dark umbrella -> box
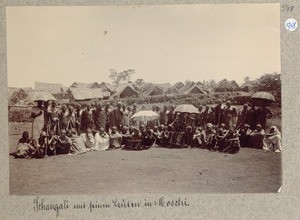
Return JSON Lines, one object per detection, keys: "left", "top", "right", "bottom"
{"left": 251, "top": 92, "right": 275, "bottom": 106}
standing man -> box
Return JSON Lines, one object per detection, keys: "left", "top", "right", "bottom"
{"left": 108, "top": 102, "right": 124, "bottom": 132}
{"left": 237, "top": 103, "right": 249, "bottom": 129}
{"left": 223, "top": 101, "right": 237, "bottom": 130}
{"left": 160, "top": 106, "right": 168, "bottom": 126}
{"left": 214, "top": 100, "right": 223, "bottom": 127}
{"left": 167, "top": 105, "right": 176, "bottom": 125}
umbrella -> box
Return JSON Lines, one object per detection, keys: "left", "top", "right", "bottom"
{"left": 174, "top": 104, "right": 199, "bottom": 114}
{"left": 251, "top": 92, "right": 275, "bottom": 103}
{"left": 29, "top": 91, "right": 56, "bottom": 102}
{"left": 130, "top": 110, "right": 159, "bottom": 123}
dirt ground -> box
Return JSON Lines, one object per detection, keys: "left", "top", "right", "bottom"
{"left": 9, "top": 129, "right": 282, "bottom": 195}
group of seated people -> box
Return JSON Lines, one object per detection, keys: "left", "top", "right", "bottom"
{"left": 11, "top": 119, "right": 282, "bottom": 159}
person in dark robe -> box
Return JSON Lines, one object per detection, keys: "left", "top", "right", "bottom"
{"left": 167, "top": 105, "right": 176, "bottom": 125}
{"left": 81, "top": 104, "right": 94, "bottom": 133}
{"left": 256, "top": 106, "right": 273, "bottom": 130}
{"left": 214, "top": 101, "right": 223, "bottom": 126}
{"left": 248, "top": 124, "right": 265, "bottom": 149}
{"left": 195, "top": 106, "right": 203, "bottom": 127}
{"left": 75, "top": 104, "right": 82, "bottom": 135}
{"left": 238, "top": 124, "right": 252, "bottom": 148}
{"left": 141, "top": 125, "right": 155, "bottom": 148}
{"left": 159, "top": 106, "right": 168, "bottom": 125}
{"left": 237, "top": 103, "right": 250, "bottom": 129}
{"left": 223, "top": 129, "right": 240, "bottom": 154}
{"left": 215, "top": 127, "right": 226, "bottom": 151}
{"left": 108, "top": 102, "right": 124, "bottom": 132}
{"left": 161, "top": 125, "right": 170, "bottom": 146}
{"left": 126, "top": 127, "right": 142, "bottom": 150}
{"left": 185, "top": 126, "right": 193, "bottom": 147}
{"left": 201, "top": 106, "right": 211, "bottom": 129}
{"left": 104, "top": 102, "right": 111, "bottom": 133}
{"left": 94, "top": 103, "right": 105, "bottom": 131}
{"left": 247, "top": 104, "right": 260, "bottom": 130}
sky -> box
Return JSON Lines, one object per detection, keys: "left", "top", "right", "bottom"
{"left": 6, "top": 4, "right": 280, "bottom": 88}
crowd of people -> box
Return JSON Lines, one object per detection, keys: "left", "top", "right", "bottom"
{"left": 10, "top": 99, "right": 282, "bottom": 159}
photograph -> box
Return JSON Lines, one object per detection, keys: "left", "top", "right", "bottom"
{"left": 6, "top": 4, "right": 282, "bottom": 195}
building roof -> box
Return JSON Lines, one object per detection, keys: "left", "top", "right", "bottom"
{"left": 143, "top": 86, "right": 164, "bottom": 96}
{"left": 214, "top": 79, "right": 235, "bottom": 90}
{"left": 69, "top": 88, "right": 104, "bottom": 100}
{"left": 35, "top": 82, "right": 64, "bottom": 94}
{"left": 112, "top": 83, "right": 139, "bottom": 99}
{"left": 69, "top": 82, "right": 100, "bottom": 89}
{"left": 229, "top": 80, "right": 240, "bottom": 89}
{"left": 179, "top": 81, "right": 196, "bottom": 93}
{"left": 240, "top": 81, "right": 253, "bottom": 88}
{"left": 183, "top": 85, "right": 207, "bottom": 95}
{"left": 99, "top": 82, "right": 112, "bottom": 93}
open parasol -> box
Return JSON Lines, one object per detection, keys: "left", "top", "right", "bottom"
{"left": 130, "top": 110, "right": 159, "bottom": 123}
{"left": 174, "top": 104, "right": 199, "bottom": 114}
{"left": 251, "top": 92, "right": 275, "bottom": 106}
{"left": 29, "top": 91, "right": 56, "bottom": 102}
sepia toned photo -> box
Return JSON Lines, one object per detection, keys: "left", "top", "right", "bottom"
{"left": 7, "top": 4, "right": 282, "bottom": 195}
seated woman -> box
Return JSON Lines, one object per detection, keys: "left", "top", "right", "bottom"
{"left": 238, "top": 124, "right": 252, "bottom": 148}
{"left": 223, "top": 129, "right": 240, "bottom": 154}
{"left": 31, "top": 131, "right": 47, "bottom": 158}
{"left": 109, "top": 126, "right": 122, "bottom": 149}
{"left": 125, "top": 127, "right": 143, "bottom": 150}
{"left": 161, "top": 125, "right": 170, "bottom": 147}
{"left": 248, "top": 124, "right": 265, "bottom": 149}
{"left": 169, "top": 113, "right": 186, "bottom": 148}
{"left": 141, "top": 125, "right": 155, "bottom": 149}
{"left": 48, "top": 130, "right": 59, "bottom": 156}
{"left": 11, "top": 131, "right": 35, "bottom": 158}
{"left": 215, "top": 127, "right": 226, "bottom": 151}
{"left": 185, "top": 126, "right": 193, "bottom": 148}
{"left": 81, "top": 128, "right": 95, "bottom": 149}
{"left": 263, "top": 126, "right": 282, "bottom": 153}
{"left": 151, "top": 126, "right": 159, "bottom": 146}
{"left": 56, "top": 129, "right": 76, "bottom": 154}
{"left": 191, "top": 128, "right": 205, "bottom": 148}
{"left": 94, "top": 127, "right": 110, "bottom": 151}
{"left": 204, "top": 123, "right": 216, "bottom": 151}
{"left": 121, "top": 126, "right": 131, "bottom": 147}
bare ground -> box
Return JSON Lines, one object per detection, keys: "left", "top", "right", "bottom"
{"left": 9, "top": 134, "right": 282, "bottom": 195}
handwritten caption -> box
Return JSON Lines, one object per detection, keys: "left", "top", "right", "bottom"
{"left": 33, "top": 196, "right": 190, "bottom": 217}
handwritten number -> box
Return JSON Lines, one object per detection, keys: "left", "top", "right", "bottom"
{"left": 282, "top": 5, "right": 294, "bottom": 12}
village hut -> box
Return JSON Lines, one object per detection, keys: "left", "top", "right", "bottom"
{"left": 240, "top": 81, "right": 254, "bottom": 92}
{"left": 183, "top": 85, "right": 207, "bottom": 95}
{"left": 143, "top": 86, "right": 164, "bottom": 96}
{"left": 111, "top": 83, "right": 139, "bottom": 99}
{"left": 214, "top": 79, "right": 236, "bottom": 92}
{"left": 35, "top": 82, "right": 64, "bottom": 94}
{"left": 68, "top": 88, "right": 104, "bottom": 102}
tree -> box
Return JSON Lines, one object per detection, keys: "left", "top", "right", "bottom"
{"left": 109, "top": 69, "right": 135, "bottom": 86}
{"left": 135, "top": 78, "right": 145, "bottom": 86}
{"left": 244, "top": 76, "right": 250, "bottom": 82}
{"left": 253, "top": 72, "right": 281, "bottom": 92}
{"left": 208, "top": 79, "right": 216, "bottom": 89}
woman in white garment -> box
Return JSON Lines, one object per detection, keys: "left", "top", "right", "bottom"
{"left": 93, "top": 127, "right": 110, "bottom": 151}
{"left": 263, "top": 126, "right": 282, "bottom": 153}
